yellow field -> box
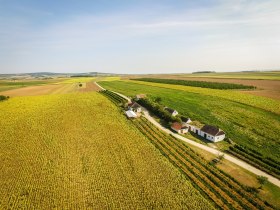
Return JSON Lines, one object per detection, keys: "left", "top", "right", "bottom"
{"left": 0, "top": 83, "right": 80, "bottom": 97}
{"left": 57, "top": 77, "right": 96, "bottom": 84}
{"left": 0, "top": 92, "right": 213, "bottom": 209}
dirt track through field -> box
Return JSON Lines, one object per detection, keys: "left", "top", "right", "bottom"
{"left": 79, "top": 82, "right": 102, "bottom": 92}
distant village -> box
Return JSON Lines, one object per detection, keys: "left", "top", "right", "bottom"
{"left": 125, "top": 94, "right": 225, "bottom": 143}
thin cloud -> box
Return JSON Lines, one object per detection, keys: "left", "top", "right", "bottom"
{"left": 0, "top": 0, "right": 279, "bottom": 74}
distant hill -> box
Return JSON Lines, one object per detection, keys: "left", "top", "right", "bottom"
{"left": 0, "top": 72, "right": 120, "bottom": 78}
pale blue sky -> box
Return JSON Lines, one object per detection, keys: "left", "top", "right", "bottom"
{"left": 0, "top": 0, "right": 280, "bottom": 74}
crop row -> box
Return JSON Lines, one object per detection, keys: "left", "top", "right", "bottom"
{"left": 230, "top": 145, "right": 280, "bottom": 170}
{"left": 133, "top": 117, "right": 273, "bottom": 210}
{"left": 133, "top": 121, "right": 230, "bottom": 209}
{"left": 227, "top": 148, "right": 280, "bottom": 180}
{"left": 100, "top": 90, "right": 126, "bottom": 105}
{"left": 132, "top": 78, "right": 256, "bottom": 90}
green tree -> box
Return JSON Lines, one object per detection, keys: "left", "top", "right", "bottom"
{"left": 257, "top": 176, "right": 268, "bottom": 186}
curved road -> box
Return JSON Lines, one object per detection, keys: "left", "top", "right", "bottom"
{"left": 97, "top": 82, "right": 280, "bottom": 188}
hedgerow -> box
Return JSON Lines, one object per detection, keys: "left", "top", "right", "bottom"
{"left": 133, "top": 78, "right": 256, "bottom": 90}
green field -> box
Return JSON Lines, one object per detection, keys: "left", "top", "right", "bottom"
{"left": 99, "top": 80, "right": 280, "bottom": 163}
{"left": 0, "top": 92, "right": 213, "bottom": 209}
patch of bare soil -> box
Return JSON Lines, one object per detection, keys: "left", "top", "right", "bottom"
{"left": 79, "top": 82, "right": 102, "bottom": 92}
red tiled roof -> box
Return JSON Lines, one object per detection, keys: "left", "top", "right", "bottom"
{"left": 171, "top": 122, "right": 185, "bottom": 130}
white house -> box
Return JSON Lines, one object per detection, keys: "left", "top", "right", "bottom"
{"left": 171, "top": 122, "right": 188, "bottom": 134}
{"left": 164, "top": 107, "right": 178, "bottom": 116}
{"left": 125, "top": 110, "right": 137, "bottom": 118}
{"left": 181, "top": 116, "right": 192, "bottom": 126}
{"left": 128, "top": 102, "right": 142, "bottom": 113}
{"left": 199, "top": 125, "right": 225, "bottom": 142}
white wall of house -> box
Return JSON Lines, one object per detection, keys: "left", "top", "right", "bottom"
{"left": 199, "top": 131, "right": 225, "bottom": 142}
{"left": 171, "top": 127, "right": 188, "bottom": 134}
{"left": 187, "top": 125, "right": 225, "bottom": 142}
{"left": 214, "top": 134, "right": 225, "bottom": 142}
{"left": 172, "top": 111, "right": 178, "bottom": 116}
{"left": 188, "top": 125, "right": 201, "bottom": 134}
{"left": 180, "top": 128, "right": 188, "bottom": 134}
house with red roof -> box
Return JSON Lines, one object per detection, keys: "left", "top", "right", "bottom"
{"left": 171, "top": 122, "right": 188, "bottom": 134}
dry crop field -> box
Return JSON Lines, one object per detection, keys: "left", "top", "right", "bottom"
{"left": 0, "top": 92, "right": 213, "bottom": 209}
{"left": 0, "top": 83, "right": 78, "bottom": 96}
{"left": 0, "top": 77, "right": 99, "bottom": 97}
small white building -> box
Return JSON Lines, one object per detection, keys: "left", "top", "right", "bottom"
{"left": 125, "top": 110, "right": 137, "bottom": 118}
{"left": 164, "top": 107, "right": 178, "bottom": 116}
{"left": 128, "top": 102, "right": 142, "bottom": 113}
{"left": 199, "top": 125, "right": 225, "bottom": 142}
{"left": 171, "top": 122, "right": 188, "bottom": 134}
{"left": 181, "top": 116, "right": 192, "bottom": 126}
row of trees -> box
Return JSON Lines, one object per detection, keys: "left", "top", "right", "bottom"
{"left": 133, "top": 78, "right": 256, "bottom": 90}
{"left": 137, "top": 98, "right": 182, "bottom": 123}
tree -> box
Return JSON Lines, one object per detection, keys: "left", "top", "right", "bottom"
{"left": 257, "top": 176, "right": 268, "bottom": 186}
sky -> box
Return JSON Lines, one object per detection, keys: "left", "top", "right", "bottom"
{"left": 0, "top": 0, "right": 280, "bottom": 74}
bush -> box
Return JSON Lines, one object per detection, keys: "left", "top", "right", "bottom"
{"left": 245, "top": 186, "right": 259, "bottom": 194}
{"left": 0, "top": 95, "right": 9, "bottom": 101}
{"left": 138, "top": 98, "right": 180, "bottom": 123}
{"left": 257, "top": 176, "right": 268, "bottom": 186}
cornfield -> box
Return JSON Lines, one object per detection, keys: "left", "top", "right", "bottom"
{"left": 0, "top": 92, "right": 214, "bottom": 209}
